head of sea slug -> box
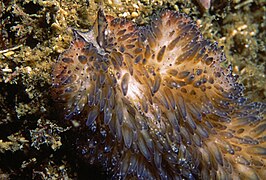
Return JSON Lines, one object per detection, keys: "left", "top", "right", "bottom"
{"left": 52, "top": 9, "right": 266, "bottom": 179}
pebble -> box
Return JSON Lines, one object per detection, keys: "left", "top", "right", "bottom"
{"left": 131, "top": 12, "right": 139, "bottom": 18}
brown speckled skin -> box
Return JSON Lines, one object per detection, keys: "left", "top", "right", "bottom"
{"left": 52, "top": 10, "right": 266, "bottom": 179}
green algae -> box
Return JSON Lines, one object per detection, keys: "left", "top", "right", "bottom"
{"left": 0, "top": 0, "right": 265, "bottom": 178}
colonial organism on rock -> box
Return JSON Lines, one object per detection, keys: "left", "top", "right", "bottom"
{"left": 52, "top": 9, "right": 266, "bottom": 179}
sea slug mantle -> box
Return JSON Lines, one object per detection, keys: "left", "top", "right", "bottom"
{"left": 52, "top": 9, "right": 266, "bottom": 179}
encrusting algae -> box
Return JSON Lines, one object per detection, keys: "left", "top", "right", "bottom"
{"left": 52, "top": 9, "right": 266, "bottom": 179}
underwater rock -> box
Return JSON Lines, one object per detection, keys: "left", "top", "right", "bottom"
{"left": 52, "top": 9, "right": 266, "bottom": 179}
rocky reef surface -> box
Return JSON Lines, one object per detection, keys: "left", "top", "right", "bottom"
{"left": 0, "top": 0, "right": 265, "bottom": 179}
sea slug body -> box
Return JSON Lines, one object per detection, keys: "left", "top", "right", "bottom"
{"left": 52, "top": 9, "right": 266, "bottom": 179}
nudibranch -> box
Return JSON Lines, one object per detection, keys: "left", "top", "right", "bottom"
{"left": 52, "top": 9, "right": 266, "bottom": 179}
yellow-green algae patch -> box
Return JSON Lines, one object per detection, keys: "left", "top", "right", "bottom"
{"left": 0, "top": 0, "right": 265, "bottom": 178}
